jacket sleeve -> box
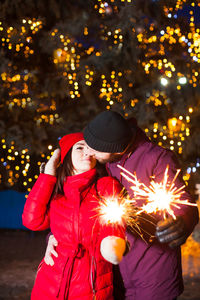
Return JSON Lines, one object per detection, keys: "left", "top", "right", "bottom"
{"left": 22, "top": 173, "right": 57, "bottom": 231}
{"left": 153, "top": 149, "right": 199, "bottom": 235}
{"left": 96, "top": 176, "right": 126, "bottom": 240}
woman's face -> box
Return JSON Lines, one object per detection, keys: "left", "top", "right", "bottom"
{"left": 71, "top": 140, "right": 96, "bottom": 175}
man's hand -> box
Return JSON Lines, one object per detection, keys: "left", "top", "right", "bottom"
{"left": 155, "top": 216, "right": 188, "bottom": 248}
{"left": 44, "top": 149, "right": 61, "bottom": 176}
{"left": 44, "top": 235, "right": 58, "bottom": 266}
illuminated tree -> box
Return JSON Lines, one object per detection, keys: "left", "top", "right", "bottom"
{"left": 0, "top": 0, "right": 200, "bottom": 191}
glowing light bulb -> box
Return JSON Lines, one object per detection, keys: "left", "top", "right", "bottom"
{"left": 160, "top": 78, "right": 168, "bottom": 86}
{"left": 178, "top": 77, "right": 187, "bottom": 85}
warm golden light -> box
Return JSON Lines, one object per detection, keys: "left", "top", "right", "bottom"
{"left": 98, "top": 197, "right": 126, "bottom": 225}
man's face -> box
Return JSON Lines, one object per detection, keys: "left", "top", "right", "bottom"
{"left": 85, "top": 144, "right": 123, "bottom": 164}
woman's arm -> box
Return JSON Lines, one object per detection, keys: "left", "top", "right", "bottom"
{"left": 22, "top": 149, "right": 60, "bottom": 231}
{"left": 22, "top": 173, "right": 56, "bottom": 230}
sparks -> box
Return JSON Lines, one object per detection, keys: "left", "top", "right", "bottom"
{"left": 118, "top": 165, "right": 197, "bottom": 219}
{"left": 98, "top": 196, "right": 127, "bottom": 225}
{"left": 97, "top": 187, "right": 134, "bottom": 226}
{"left": 96, "top": 190, "right": 156, "bottom": 242}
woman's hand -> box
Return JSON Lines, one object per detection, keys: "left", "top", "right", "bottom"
{"left": 44, "top": 234, "right": 58, "bottom": 266}
{"left": 44, "top": 149, "right": 61, "bottom": 176}
{"left": 100, "top": 236, "right": 126, "bottom": 265}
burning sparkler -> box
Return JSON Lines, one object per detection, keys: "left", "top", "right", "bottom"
{"left": 96, "top": 189, "right": 156, "bottom": 241}
{"left": 97, "top": 196, "right": 126, "bottom": 225}
{"left": 118, "top": 164, "right": 197, "bottom": 220}
{"left": 95, "top": 165, "right": 197, "bottom": 243}
{"left": 97, "top": 192, "right": 134, "bottom": 225}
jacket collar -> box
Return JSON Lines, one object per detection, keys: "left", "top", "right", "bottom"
{"left": 63, "top": 168, "right": 97, "bottom": 195}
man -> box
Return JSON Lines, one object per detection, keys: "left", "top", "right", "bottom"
{"left": 45, "top": 111, "right": 199, "bottom": 300}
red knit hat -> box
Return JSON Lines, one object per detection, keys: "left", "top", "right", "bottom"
{"left": 59, "top": 132, "right": 84, "bottom": 163}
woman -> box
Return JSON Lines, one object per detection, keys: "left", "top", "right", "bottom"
{"left": 22, "top": 132, "right": 126, "bottom": 300}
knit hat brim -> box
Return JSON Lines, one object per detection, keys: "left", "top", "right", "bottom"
{"left": 84, "top": 125, "right": 131, "bottom": 153}
{"left": 83, "top": 111, "right": 135, "bottom": 153}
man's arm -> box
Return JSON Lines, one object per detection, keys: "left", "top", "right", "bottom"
{"left": 154, "top": 150, "right": 199, "bottom": 248}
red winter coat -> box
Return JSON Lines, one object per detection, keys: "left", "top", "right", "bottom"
{"left": 22, "top": 168, "right": 125, "bottom": 300}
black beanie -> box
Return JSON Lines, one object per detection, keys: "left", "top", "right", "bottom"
{"left": 83, "top": 111, "right": 135, "bottom": 153}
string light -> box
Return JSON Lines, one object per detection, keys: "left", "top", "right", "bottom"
{"left": 1, "top": 2, "right": 200, "bottom": 192}
{"left": 99, "top": 71, "right": 123, "bottom": 108}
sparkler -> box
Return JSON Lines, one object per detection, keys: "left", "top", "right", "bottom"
{"left": 95, "top": 165, "right": 197, "bottom": 244}
{"left": 97, "top": 191, "right": 134, "bottom": 225}
{"left": 97, "top": 195, "right": 126, "bottom": 225}
{"left": 96, "top": 188, "right": 156, "bottom": 242}
{"left": 118, "top": 164, "right": 197, "bottom": 220}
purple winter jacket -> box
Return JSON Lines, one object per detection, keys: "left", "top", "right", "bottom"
{"left": 107, "top": 122, "right": 199, "bottom": 300}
